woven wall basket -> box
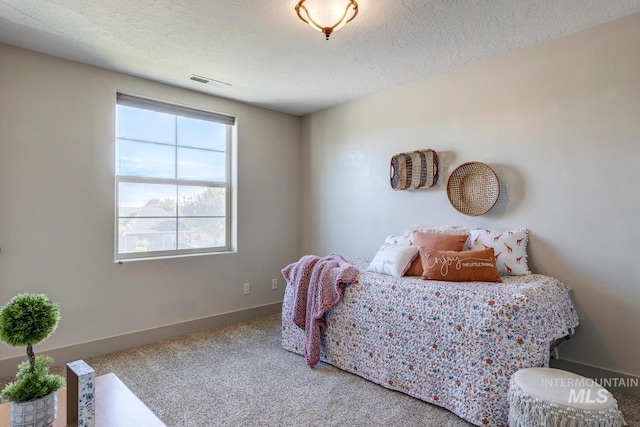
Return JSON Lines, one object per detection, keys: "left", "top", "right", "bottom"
{"left": 447, "top": 162, "right": 500, "bottom": 216}
{"left": 390, "top": 149, "right": 438, "bottom": 190}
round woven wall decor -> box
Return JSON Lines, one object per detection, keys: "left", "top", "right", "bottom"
{"left": 447, "top": 162, "right": 500, "bottom": 216}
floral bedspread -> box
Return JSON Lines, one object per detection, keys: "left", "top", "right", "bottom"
{"left": 281, "top": 256, "right": 579, "bottom": 427}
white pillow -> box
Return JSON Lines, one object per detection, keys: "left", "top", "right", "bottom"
{"left": 468, "top": 228, "right": 530, "bottom": 276}
{"left": 404, "top": 224, "right": 468, "bottom": 236}
{"left": 384, "top": 234, "right": 413, "bottom": 246}
{"left": 367, "top": 244, "right": 419, "bottom": 278}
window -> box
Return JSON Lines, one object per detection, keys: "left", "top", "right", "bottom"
{"left": 115, "top": 94, "right": 234, "bottom": 261}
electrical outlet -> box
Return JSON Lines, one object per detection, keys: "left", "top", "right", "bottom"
{"left": 243, "top": 283, "right": 250, "bottom": 295}
{"left": 271, "top": 278, "right": 278, "bottom": 290}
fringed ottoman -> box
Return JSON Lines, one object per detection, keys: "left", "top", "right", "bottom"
{"left": 508, "top": 367, "right": 625, "bottom": 426}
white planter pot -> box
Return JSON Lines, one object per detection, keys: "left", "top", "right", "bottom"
{"left": 9, "top": 391, "right": 57, "bottom": 427}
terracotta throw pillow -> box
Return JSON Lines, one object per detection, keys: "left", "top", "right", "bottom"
{"left": 419, "top": 247, "right": 502, "bottom": 282}
{"left": 404, "top": 231, "right": 469, "bottom": 276}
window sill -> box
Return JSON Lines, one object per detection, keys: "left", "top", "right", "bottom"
{"left": 115, "top": 250, "right": 237, "bottom": 264}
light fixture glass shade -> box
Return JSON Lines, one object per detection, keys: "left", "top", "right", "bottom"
{"left": 295, "top": 0, "right": 358, "bottom": 40}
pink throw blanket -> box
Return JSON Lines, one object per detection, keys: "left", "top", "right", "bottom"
{"left": 281, "top": 254, "right": 359, "bottom": 367}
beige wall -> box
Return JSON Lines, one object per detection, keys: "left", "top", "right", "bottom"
{"left": 1, "top": 13, "right": 638, "bottom": 378}
{"left": 301, "top": 14, "right": 640, "bottom": 376}
{"left": 0, "top": 44, "right": 301, "bottom": 360}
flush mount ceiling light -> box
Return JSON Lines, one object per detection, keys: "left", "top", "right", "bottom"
{"left": 295, "top": 0, "right": 358, "bottom": 40}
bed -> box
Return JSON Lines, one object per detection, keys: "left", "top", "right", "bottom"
{"left": 281, "top": 253, "right": 579, "bottom": 427}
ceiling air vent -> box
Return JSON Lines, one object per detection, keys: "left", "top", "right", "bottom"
{"left": 188, "top": 74, "right": 231, "bottom": 88}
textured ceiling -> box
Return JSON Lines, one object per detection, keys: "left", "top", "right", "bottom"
{"left": 1, "top": 0, "right": 639, "bottom": 116}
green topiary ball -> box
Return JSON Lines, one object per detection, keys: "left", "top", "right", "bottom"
{"left": 0, "top": 293, "right": 60, "bottom": 347}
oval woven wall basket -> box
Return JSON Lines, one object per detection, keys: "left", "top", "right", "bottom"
{"left": 390, "top": 149, "right": 438, "bottom": 190}
{"left": 447, "top": 162, "right": 500, "bottom": 216}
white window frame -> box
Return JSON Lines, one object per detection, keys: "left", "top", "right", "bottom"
{"left": 115, "top": 93, "right": 235, "bottom": 261}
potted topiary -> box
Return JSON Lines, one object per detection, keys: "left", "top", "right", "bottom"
{"left": 0, "top": 293, "right": 66, "bottom": 427}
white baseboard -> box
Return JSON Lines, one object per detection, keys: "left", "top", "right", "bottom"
{"left": 0, "top": 302, "right": 281, "bottom": 379}
{"left": 550, "top": 358, "right": 640, "bottom": 398}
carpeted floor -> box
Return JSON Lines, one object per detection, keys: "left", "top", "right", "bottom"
{"left": 2, "top": 314, "right": 639, "bottom": 426}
